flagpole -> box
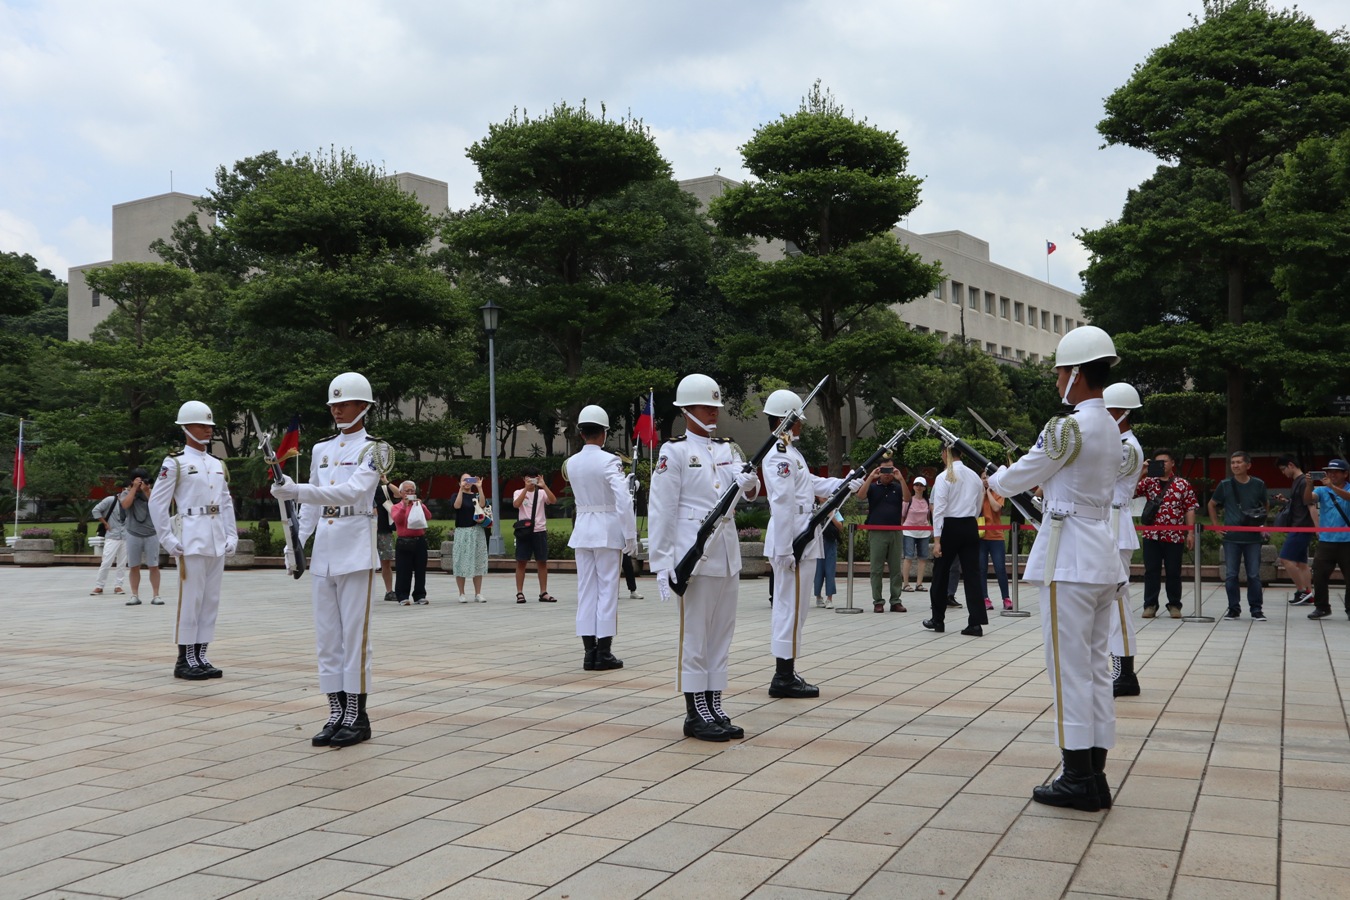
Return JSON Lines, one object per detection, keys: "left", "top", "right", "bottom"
{"left": 1046, "top": 240, "right": 1050, "bottom": 283}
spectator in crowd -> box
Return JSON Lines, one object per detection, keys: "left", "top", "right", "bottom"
{"left": 513, "top": 466, "right": 558, "bottom": 603}
{"left": 980, "top": 488, "right": 1012, "bottom": 611}
{"left": 1274, "top": 455, "right": 1317, "bottom": 605}
{"left": 1303, "top": 459, "right": 1350, "bottom": 620}
{"left": 900, "top": 476, "right": 931, "bottom": 593}
{"left": 926, "top": 444, "right": 988, "bottom": 636}
{"left": 120, "top": 467, "right": 163, "bottom": 606}
{"left": 390, "top": 480, "right": 431, "bottom": 606}
{"left": 1208, "top": 450, "right": 1268, "bottom": 621}
{"left": 90, "top": 481, "right": 129, "bottom": 596}
{"left": 856, "top": 463, "right": 910, "bottom": 612}
{"left": 813, "top": 498, "right": 845, "bottom": 609}
{"left": 1134, "top": 450, "right": 1197, "bottom": 618}
{"left": 376, "top": 476, "right": 398, "bottom": 602}
{"left": 452, "top": 475, "right": 489, "bottom": 603}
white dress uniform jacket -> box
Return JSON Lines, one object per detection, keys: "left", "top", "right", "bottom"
{"left": 762, "top": 440, "right": 846, "bottom": 562}
{"left": 149, "top": 445, "right": 237, "bottom": 557}
{"left": 296, "top": 429, "right": 383, "bottom": 576}
{"left": 566, "top": 445, "right": 637, "bottom": 551}
{"left": 1113, "top": 430, "right": 1144, "bottom": 552}
{"left": 648, "top": 433, "right": 756, "bottom": 577}
{"left": 989, "top": 399, "right": 1125, "bottom": 586}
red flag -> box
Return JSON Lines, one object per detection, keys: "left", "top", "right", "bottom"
{"left": 1046, "top": 241, "right": 1057, "bottom": 255}
{"left": 12, "top": 442, "right": 24, "bottom": 491}
{"left": 275, "top": 416, "right": 301, "bottom": 463}
{"left": 632, "top": 393, "right": 657, "bottom": 448}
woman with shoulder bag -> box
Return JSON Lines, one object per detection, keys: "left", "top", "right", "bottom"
{"left": 452, "top": 475, "right": 489, "bottom": 603}
{"left": 390, "top": 480, "right": 431, "bottom": 606}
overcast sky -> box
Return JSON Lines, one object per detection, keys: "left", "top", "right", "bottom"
{"left": 3, "top": 0, "right": 1347, "bottom": 294}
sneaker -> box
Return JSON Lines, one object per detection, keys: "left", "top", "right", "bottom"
{"left": 1290, "top": 591, "right": 1313, "bottom": 606}
{"left": 384, "top": 591, "right": 398, "bottom": 602}
{"left": 150, "top": 596, "right": 164, "bottom": 606}
{"left": 126, "top": 596, "right": 142, "bottom": 606}
{"left": 629, "top": 591, "right": 644, "bottom": 600}
{"left": 1308, "top": 607, "right": 1332, "bottom": 619}
{"left": 1168, "top": 606, "right": 1183, "bottom": 619}
{"left": 984, "top": 597, "right": 993, "bottom": 610}
{"left": 814, "top": 596, "right": 824, "bottom": 608}
{"left": 1224, "top": 609, "right": 1241, "bottom": 620}
{"left": 824, "top": 597, "right": 834, "bottom": 608}
{"left": 400, "top": 598, "right": 411, "bottom": 606}
{"left": 475, "top": 594, "right": 486, "bottom": 603}
{"left": 1251, "top": 611, "right": 1266, "bottom": 622}
{"left": 1142, "top": 606, "right": 1157, "bottom": 618}
{"left": 1003, "top": 597, "right": 1013, "bottom": 611}
{"left": 414, "top": 599, "right": 429, "bottom": 606}
{"left": 458, "top": 594, "right": 468, "bottom": 604}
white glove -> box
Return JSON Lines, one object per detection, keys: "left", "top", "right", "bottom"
{"left": 772, "top": 554, "right": 796, "bottom": 571}
{"left": 736, "top": 469, "right": 760, "bottom": 493}
{"left": 224, "top": 540, "right": 238, "bottom": 556}
{"left": 165, "top": 542, "right": 184, "bottom": 558}
{"left": 271, "top": 476, "right": 300, "bottom": 501}
{"left": 623, "top": 537, "right": 640, "bottom": 558}
{"left": 284, "top": 545, "right": 296, "bottom": 572}
{"left": 845, "top": 476, "right": 864, "bottom": 494}
{"left": 655, "top": 569, "right": 674, "bottom": 603}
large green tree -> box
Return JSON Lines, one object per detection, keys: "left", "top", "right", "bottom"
{"left": 710, "top": 82, "right": 944, "bottom": 469}
{"left": 1093, "top": 0, "right": 1350, "bottom": 451}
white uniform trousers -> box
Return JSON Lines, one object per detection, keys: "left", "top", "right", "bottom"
{"left": 1109, "top": 549, "right": 1138, "bottom": 658}
{"left": 678, "top": 574, "right": 738, "bottom": 693}
{"left": 770, "top": 557, "right": 811, "bottom": 660}
{"left": 575, "top": 547, "right": 621, "bottom": 638}
{"left": 174, "top": 554, "right": 224, "bottom": 645}
{"left": 312, "top": 570, "right": 375, "bottom": 695}
{"left": 1040, "top": 580, "right": 1117, "bottom": 750}
{"left": 95, "top": 538, "right": 127, "bottom": 590}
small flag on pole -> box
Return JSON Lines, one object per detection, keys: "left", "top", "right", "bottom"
{"left": 275, "top": 416, "right": 301, "bottom": 463}
{"left": 12, "top": 439, "right": 24, "bottom": 491}
{"left": 1046, "top": 241, "right": 1057, "bottom": 255}
{"left": 633, "top": 391, "right": 657, "bottom": 448}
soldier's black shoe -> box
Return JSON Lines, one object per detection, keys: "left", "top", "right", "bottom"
{"left": 312, "top": 692, "right": 346, "bottom": 746}
{"left": 960, "top": 625, "right": 983, "bottom": 637}
{"left": 175, "top": 664, "right": 210, "bottom": 680}
{"left": 769, "top": 672, "right": 819, "bottom": 698}
{"left": 683, "top": 692, "right": 730, "bottom": 742}
{"left": 582, "top": 636, "right": 597, "bottom": 671}
{"left": 704, "top": 691, "right": 743, "bottom": 739}
{"left": 195, "top": 644, "right": 222, "bottom": 678}
{"left": 330, "top": 694, "right": 372, "bottom": 748}
{"left": 1032, "top": 749, "right": 1102, "bottom": 812}
{"left": 1091, "top": 747, "right": 1112, "bottom": 810}
{"left": 1113, "top": 673, "right": 1141, "bottom": 697}
{"left": 593, "top": 636, "right": 623, "bottom": 670}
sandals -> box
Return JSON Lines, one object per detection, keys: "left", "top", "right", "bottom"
{"left": 538, "top": 593, "right": 557, "bottom": 603}
{"left": 90, "top": 588, "right": 103, "bottom": 595}
{"left": 516, "top": 592, "right": 527, "bottom": 604}
{"left": 901, "top": 584, "right": 914, "bottom": 592}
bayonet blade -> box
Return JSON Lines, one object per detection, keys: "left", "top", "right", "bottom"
{"left": 797, "top": 374, "right": 830, "bottom": 416}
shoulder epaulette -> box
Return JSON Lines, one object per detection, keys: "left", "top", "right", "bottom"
{"left": 1041, "top": 414, "right": 1082, "bottom": 464}
{"left": 560, "top": 458, "right": 571, "bottom": 483}
{"left": 668, "top": 435, "right": 688, "bottom": 443}
{"left": 775, "top": 440, "right": 787, "bottom": 452}
{"left": 712, "top": 436, "right": 731, "bottom": 443}
{"left": 168, "top": 449, "right": 186, "bottom": 458}
{"left": 363, "top": 434, "right": 383, "bottom": 442}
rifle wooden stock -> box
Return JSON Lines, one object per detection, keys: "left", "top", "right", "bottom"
{"left": 251, "top": 415, "right": 307, "bottom": 579}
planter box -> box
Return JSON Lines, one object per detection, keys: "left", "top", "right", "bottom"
{"left": 226, "top": 539, "right": 255, "bottom": 569}
{"left": 739, "top": 541, "right": 769, "bottom": 579}
{"left": 13, "top": 538, "right": 56, "bottom": 567}
{"left": 440, "top": 540, "right": 455, "bottom": 572}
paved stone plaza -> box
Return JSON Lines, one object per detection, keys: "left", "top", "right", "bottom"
{"left": 0, "top": 564, "right": 1346, "bottom": 899}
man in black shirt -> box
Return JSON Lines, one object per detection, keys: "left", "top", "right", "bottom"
{"left": 1275, "top": 455, "right": 1316, "bottom": 605}
{"left": 855, "top": 465, "right": 911, "bottom": 613}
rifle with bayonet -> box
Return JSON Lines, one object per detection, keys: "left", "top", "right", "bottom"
{"left": 668, "top": 375, "right": 829, "bottom": 597}
{"left": 249, "top": 412, "right": 307, "bottom": 578}
{"left": 892, "top": 398, "right": 1043, "bottom": 530}
{"left": 789, "top": 410, "right": 933, "bottom": 563}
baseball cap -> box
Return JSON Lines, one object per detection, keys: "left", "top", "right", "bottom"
{"left": 1326, "top": 459, "right": 1349, "bottom": 472}
{"left": 913, "top": 476, "right": 927, "bottom": 486}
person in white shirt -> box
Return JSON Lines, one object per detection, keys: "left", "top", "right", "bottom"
{"left": 148, "top": 401, "right": 237, "bottom": 681}
{"left": 987, "top": 325, "right": 1126, "bottom": 813}
{"left": 90, "top": 485, "right": 130, "bottom": 596}
{"left": 649, "top": 374, "right": 760, "bottom": 742}
{"left": 1103, "top": 382, "right": 1144, "bottom": 698}
{"left": 272, "top": 372, "right": 390, "bottom": 749}
{"left": 925, "top": 445, "right": 989, "bottom": 636}
{"left": 564, "top": 405, "right": 638, "bottom": 671}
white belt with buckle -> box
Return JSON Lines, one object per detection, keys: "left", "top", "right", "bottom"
{"left": 183, "top": 505, "right": 220, "bottom": 516}
{"left": 321, "top": 505, "right": 368, "bottom": 518}
{"left": 1043, "top": 502, "right": 1109, "bottom": 521}
{"left": 576, "top": 504, "right": 616, "bottom": 514}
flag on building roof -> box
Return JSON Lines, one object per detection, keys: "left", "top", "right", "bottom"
{"left": 275, "top": 416, "right": 301, "bottom": 463}
{"left": 632, "top": 391, "right": 657, "bottom": 448}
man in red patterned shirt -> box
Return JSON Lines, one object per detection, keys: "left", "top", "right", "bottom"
{"left": 1134, "top": 450, "right": 1198, "bottom": 617}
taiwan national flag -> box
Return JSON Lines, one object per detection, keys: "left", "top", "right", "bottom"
{"left": 11, "top": 442, "right": 24, "bottom": 491}
{"left": 275, "top": 416, "right": 301, "bottom": 463}
{"left": 632, "top": 393, "right": 657, "bottom": 448}
{"left": 1046, "top": 241, "right": 1057, "bottom": 255}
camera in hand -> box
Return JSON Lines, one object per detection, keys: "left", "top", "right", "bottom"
{"left": 1309, "top": 471, "right": 1326, "bottom": 482}
{"left": 1147, "top": 459, "right": 1165, "bottom": 478}
{"left": 879, "top": 466, "right": 895, "bottom": 474}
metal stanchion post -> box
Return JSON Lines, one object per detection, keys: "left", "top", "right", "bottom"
{"left": 1002, "top": 517, "right": 1030, "bottom": 617}
{"left": 1184, "top": 522, "right": 1213, "bottom": 622}
{"left": 838, "top": 523, "right": 863, "bottom": 614}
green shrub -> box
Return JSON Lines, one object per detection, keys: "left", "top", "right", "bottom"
{"left": 546, "top": 528, "right": 574, "bottom": 560}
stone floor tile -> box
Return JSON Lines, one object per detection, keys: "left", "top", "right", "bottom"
{"left": 1171, "top": 874, "right": 1278, "bottom": 900}
{"left": 342, "top": 818, "right": 479, "bottom": 866}
{"left": 545, "top": 861, "right": 669, "bottom": 899}
{"left": 121, "top": 872, "right": 258, "bottom": 900}
{"left": 65, "top": 842, "right": 245, "bottom": 897}
{"left": 674, "top": 787, "right": 785, "bottom": 829}
{"left": 993, "top": 813, "right": 1098, "bottom": 863}
{"left": 425, "top": 876, "right": 543, "bottom": 899}
{"left": 825, "top": 802, "right": 934, "bottom": 847}
{"left": 1283, "top": 787, "right": 1350, "bottom": 826}
{"left": 1190, "top": 794, "right": 1279, "bottom": 838}
{"left": 601, "top": 820, "right": 734, "bottom": 872}
{"left": 768, "top": 838, "right": 896, "bottom": 893}
{"left": 720, "top": 812, "right": 836, "bottom": 860}
{"left": 1278, "top": 862, "right": 1350, "bottom": 900}
{"left": 534, "top": 774, "right": 645, "bottom": 813}
{"left": 871, "top": 772, "right": 967, "bottom": 807}
{"left": 202, "top": 830, "right": 362, "bottom": 881}
{"left": 1114, "top": 774, "right": 1202, "bottom": 811}
{"left": 1201, "top": 765, "right": 1280, "bottom": 800}
{"left": 641, "top": 850, "right": 784, "bottom": 899}
{"left": 882, "top": 827, "right": 1000, "bottom": 878}
{"left": 1178, "top": 830, "right": 1277, "bottom": 884}
{"left": 217, "top": 859, "right": 384, "bottom": 900}
{"left": 455, "top": 807, "right": 589, "bottom": 852}
{"left": 1069, "top": 843, "right": 1179, "bottom": 899}
{"left": 1279, "top": 820, "right": 1350, "bottom": 868}
{"left": 957, "top": 855, "right": 1076, "bottom": 900}
{"left": 351, "top": 844, "right": 509, "bottom": 898}
{"left": 0, "top": 857, "right": 116, "bottom": 898}
{"left": 475, "top": 832, "right": 624, "bottom": 886}
{"left": 852, "top": 870, "right": 965, "bottom": 898}
{"left": 430, "top": 786, "right": 557, "bottom": 826}
{"left": 1093, "top": 804, "right": 1190, "bottom": 851}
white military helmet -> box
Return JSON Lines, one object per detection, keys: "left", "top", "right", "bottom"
{"left": 578, "top": 404, "right": 610, "bottom": 429}
{"left": 327, "top": 372, "right": 374, "bottom": 405}
{"left": 175, "top": 400, "right": 215, "bottom": 426}
{"left": 1102, "top": 382, "right": 1142, "bottom": 410}
{"left": 1055, "top": 325, "right": 1119, "bottom": 367}
{"left": 763, "top": 389, "right": 803, "bottom": 419}
{"left": 673, "top": 373, "right": 724, "bottom": 408}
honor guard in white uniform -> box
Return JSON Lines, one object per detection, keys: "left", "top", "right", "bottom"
{"left": 1104, "top": 382, "right": 1144, "bottom": 698}
{"left": 649, "top": 374, "right": 760, "bottom": 742}
{"left": 760, "top": 390, "right": 848, "bottom": 698}
{"left": 987, "top": 326, "right": 1128, "bottom": 812}
{"left": 148, "top": 401, "right": 237, "bottom": 681}
{"left": 272, "top": 372, "right": 390, "bottom": 749}
{"left": 564, "top": 405, "right": 639, "bottom": 671}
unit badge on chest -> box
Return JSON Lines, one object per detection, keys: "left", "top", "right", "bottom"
{"left": 688, "top": 456, "right": 702, "bottom": 468}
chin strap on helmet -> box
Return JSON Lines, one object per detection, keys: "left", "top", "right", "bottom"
{"left": 1114, "top": 409, "right": 1130, "bottom": 425}
{"left": 182, "top": 426, "right": 212, "bottom": 449}
{"left": 682, "top": 409, "right": 717, "bottom": 434}
{"left": 1061, "top": 365, "right": 1080, "bottom": 406}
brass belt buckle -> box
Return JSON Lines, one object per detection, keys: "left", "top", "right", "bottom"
{"left": 205, "top": 504, "right": 219, "bottom": 515}
{"left": 322, "top": 505, "right": 340, "bottom": 517}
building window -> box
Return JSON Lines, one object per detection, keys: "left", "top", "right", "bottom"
{"left": 985, "top": 342, "right": 996, "bottom": 354}
{"left": 936, "top": 331, "right": 948, "bottom": 343}
{"left": 91, "top": 290, "right": 101, "bottom": 308}
{"left": 934, "top": 282, "right": 945, "bottom": 301}
{"left": 1016, "top": 348, "right": 1026, "bottom": 360}
{"left": 1014, "top": 302, "right": 1024, "bottom": 324}
{"left": 951, "top": 281, "right": 962, "bottom": 305}
{"left": 1000, "top": 296, "right": 1010, "bottom": 319}
{"left": 984, "top": 291, "right": 995, "bottom": 314}
{"left": 914, "top": 325, "right": 929, "bottom": 334}
{"left": 1001, "top": 345, "right": 1012, "bottom": 358}
{"left": 1028, "top": 306, "right": 1038, "bottom": 328}
{"left": 1053, "top": 314, "right": 1062, "bottom": 333}
{"left": 968, "top": 286, "right": 979, "bottom": 309}
{"left": 1041, "top": 310, "right": 1051, "bottom": 330}
{"left": 1029, "top": 353, "right": 1039, "bottom": 364}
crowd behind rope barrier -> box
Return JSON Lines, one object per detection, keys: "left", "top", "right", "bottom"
{"left": 833, "top": 521, "right": 1350, "bottom": 617}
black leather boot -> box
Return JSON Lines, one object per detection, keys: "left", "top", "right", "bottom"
{"left": 593, "top": 636, "right": 623, "bottom": 670}
{"left": 174, "top": 645, "right": 192, "bottom": 679}
{"left": 195, "top": 643, "right": 223, "bottom": 678}
{"left": 705, "top": 690, "right": 744, "bottom": 739}
{"left": 683, "top": 692, "right": 729, "bottom": 742}
{"left": 178, "top": 643, "right": 209, "bottom": 680}
{"left": 582, "top": 636, "right": 597, "bottom": 671}
{"left": 330, "top": 693, "right": 372, "bottom": 747}
{"left": 1091, "top": 747, "right": 1112, "bottom": 809}
{"left": 1112, "top": 655, "right": 1139, "bottom": 697}
{"left": 768, "top": 657, "right": 819, "bottom": 698}
{"left": 1032, "top": 749, "right": 1102, "bottom": 811}
{"left": 312, "top": 692, "right": 346, "bottom": 746}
